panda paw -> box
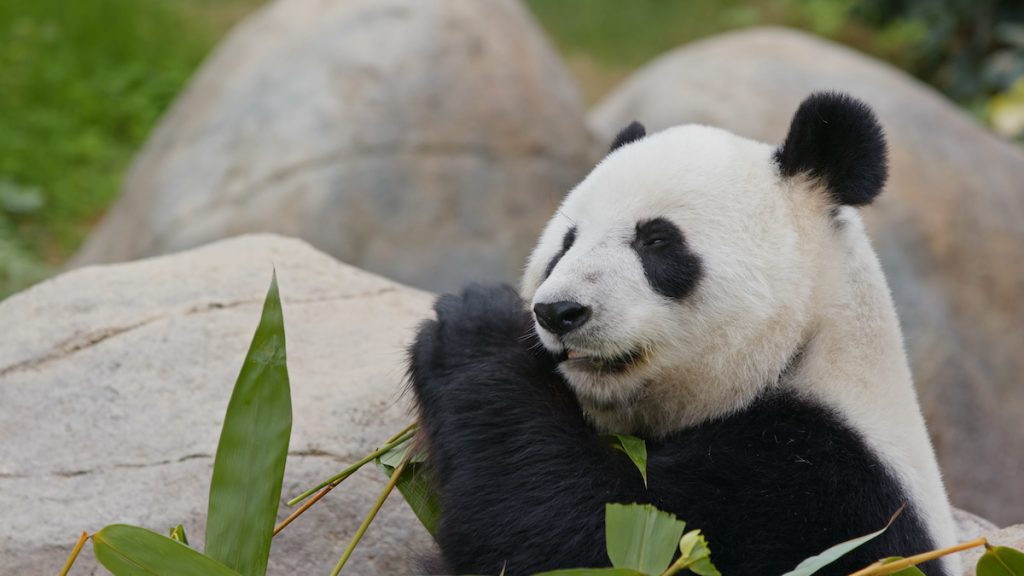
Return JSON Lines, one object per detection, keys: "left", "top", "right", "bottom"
{"left": 425, "top": 282, "right": 533, "bottom": 350}
{"left": 408, "top": 284, "right": 543, "bottom": 381}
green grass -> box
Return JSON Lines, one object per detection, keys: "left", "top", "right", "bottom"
{"left": 0, "top": 0, "right": 262, "bottom": 297}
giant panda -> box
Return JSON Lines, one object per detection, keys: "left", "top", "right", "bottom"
{"left": 407, "top": 92, "right": 958, "bottom": 576}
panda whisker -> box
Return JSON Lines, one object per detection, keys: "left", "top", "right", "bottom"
{"left": 556, "top": 209, "right": 577, "bottom": 226}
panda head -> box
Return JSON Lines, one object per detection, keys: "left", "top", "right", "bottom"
{"left": 521, "top": 92, "right": 888, "bottom": 434}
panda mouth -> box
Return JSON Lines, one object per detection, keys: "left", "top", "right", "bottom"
{"left": 560, "top": 347, "right": 645, "bottom": 373}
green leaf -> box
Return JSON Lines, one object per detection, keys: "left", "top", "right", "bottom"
{"left": 93, "top": 524, "right": 242, "bottom": 576}
{"left": 977, "top": 546, "right": 1024, "bottom": 576}
{"left": 377, "top": 452, "right": 441, "bottom": 537}
{"left": 879, "top": 557, "right": 926, "bottom": 576}
{"left": 605, "top": 503, "right": 686, "bottom": 575}
{"left": 779, "top": 509, "right": 901, "bottom": 576}
{"left": 205, "top": 272, "right": 292, "bottom": 576}
{"left": 677, "top": 530, "right": 720, "bottom": 576}
{"left": 377, "top": 434, "right": 427, "bottom": 468}
{"left": 168, "top": 524, "right": 189, "bottom": 546}
{"left": 532, "top": 565, "right": 643, "bottom": 569}
{"left": 609, "top": 435, "right": 648, "bottom": 487}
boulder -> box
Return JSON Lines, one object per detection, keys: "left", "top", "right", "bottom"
{"left": 71, "top": 0, "right": 594, "bottom": 293}
{"left": 590, "top": 26, "right": 1024, "bottom": 526}
{"left": 0, "top": 235, "right": 435, "bottom": 574}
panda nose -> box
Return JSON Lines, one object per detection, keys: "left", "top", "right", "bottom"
{"left": 533, "top": 301, "right": 592, "bottom": 335}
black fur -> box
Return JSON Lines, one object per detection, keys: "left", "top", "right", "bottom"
{"left": 408, "top": 285, "right": 946, "bottom": 576}
{"left": 775, "top": 92, "right": 888, "bottom": 206}
{"left": 610, "top": 121, "right": 647, "bottom": 152}
{"left": 543, "top": 226, "right": 577, "bottom": 279}
{"left": 631, "top": 218, "right": 703, "bottom": 300}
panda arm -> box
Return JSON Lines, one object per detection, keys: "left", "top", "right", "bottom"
{"left": 408, "top": 284, "right": 648, "bottom": 575}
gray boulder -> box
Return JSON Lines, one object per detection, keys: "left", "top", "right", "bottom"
{"left": 72, "top": 0, "right": 594, "bottom": 293}
{"left": 590, "top": 26, "right": 1024, "bottom": 526}
{"left": 1, "top": 235, "right": 435, "bottom": 574}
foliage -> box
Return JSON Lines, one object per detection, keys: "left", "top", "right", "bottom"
{"left": 0, "top": 0, "right": 262, "bottom": 298}
{"left": 87, "top": 272, "right": 291, "bottom": 576}
{"left": 204, "top": 272, "right": 290, "bottom": 576}
{"left": 376, "top": 434, "right": 441, "bottom": 538}
{"left": 609, "top": 434, "right": 648, "bottom": 487}
{"left": 977, "top": 545, "right": 1024, "bottom": 576}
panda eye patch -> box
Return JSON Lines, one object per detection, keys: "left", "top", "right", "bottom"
{"left": 632, "top": 218, "right": 702, "bottom": 299}
{"left": 634, "top": 219, "right": 679, "bottom": 249}
{"left": 543, "top": 226, "right": 577, "bottom": 279}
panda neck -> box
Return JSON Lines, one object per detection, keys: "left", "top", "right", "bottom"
{"left": 789, "top": 209, "right": 958, "bottom": 560}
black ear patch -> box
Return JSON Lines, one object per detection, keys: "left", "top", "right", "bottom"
{"left": 775, "top": 92, "right": 888, "bottom": 206}
{"left": 610, "top": 121, "right": 646, "bottom": 152}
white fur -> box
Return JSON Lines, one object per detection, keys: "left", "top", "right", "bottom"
{"left": 521, "top": 125, "right": 958, "bottom": 570}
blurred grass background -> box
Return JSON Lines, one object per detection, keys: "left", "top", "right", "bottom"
{"left": 1, "top": 0, "right": 1022, "bottom": 298}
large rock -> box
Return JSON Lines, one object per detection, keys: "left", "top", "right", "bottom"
{"left": 0, "top": 235, "right": 435, "bottom": 574}
{"left": 72, "top": 0, "right": 593, "bottom": 293}
{"left": 590, "top": 26, "right": 1024, "bottom": 525}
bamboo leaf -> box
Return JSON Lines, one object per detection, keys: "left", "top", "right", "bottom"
{"left": 205, "top": 272, "right": 291, "bottom": 576}
{"left": 93, "top": 524, "right": 241, "bottom": 576}
{"left": 377, "top": 434, "right": 427, "bottom": 468}
{"left": 780, "top": 508, "right": 902, "bottom": 576}
{"left": 977, "top": 546, "right": 1024, "bottom": 576}
{"left": 168, "top": 524, "right": 189, "bottom": 546}
{"left": 605, "top": 503, "right": 686, "bottom": 575}
{"left": 676, "top": 530, "right": 720, "bottom": 576}
{"left": 608, "top": 435, "right": 648, "bottom": 487}
{"left": 377, "top": 451, "right": 441, "bottom": 537}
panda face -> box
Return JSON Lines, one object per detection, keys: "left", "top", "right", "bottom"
{"left": 522, "top": 124, "right": 832, "bottom": 430}
{"left": 523, "top": 94, "right": 888, "bottom": 434}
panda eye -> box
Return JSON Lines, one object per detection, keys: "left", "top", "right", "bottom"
{"left": 643, "top": 237, "right": 667, "bottom": 248}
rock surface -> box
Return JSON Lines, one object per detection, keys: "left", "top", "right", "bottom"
{"left": 0, "top": 235, "right": 435, "bottom": 575}
{"left": 590, "top": 26, "right": 1024, "bottom": 526}
{"left": 960, "top": 524, "right": 1024, "bottom": 575}
{"left": 72, "top": 0, "right": 593, "bottom": 293}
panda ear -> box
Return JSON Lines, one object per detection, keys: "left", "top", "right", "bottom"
{"left": 775, "top": 92, "right": 888, "bottom": 207}
{"left": 610, "top": 121, "right": 646, "bottom": 152}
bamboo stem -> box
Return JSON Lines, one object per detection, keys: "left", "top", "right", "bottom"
{"left": 274, "top": 483, "right": 336, "bottom": 536}
{"left": 328, "top": 449, "right": 412, "bottom": 576}
{"left": 847, "top": 537, "right": 988, "bottom": 576}
{"left": 58, "top": 531, "right": 89, "bottom": 576}
{"left": 287, "top": 426, "right": 415, "bottom": 506}
{"left": 659, "top": 555, "right": 694, "bottom": 576}
{"left": 383, "top": 422, "right": 417, "bottom": 445}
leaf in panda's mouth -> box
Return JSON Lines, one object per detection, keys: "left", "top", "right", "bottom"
{"left": 560, "top": 348, "right": 644, "bottom": 373}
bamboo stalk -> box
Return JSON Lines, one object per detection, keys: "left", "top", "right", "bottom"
{"left": 274, "top": 483, "right": 336, "bottom": 536}
{"left": 847, "top": 537, "right": 988, "bottom": 576}
{"left": 328, "top": 449, "right": 412, "bottom": 576}
{"left": 287, "top": 427, "right": 415, "bottom": 506}
{"left": 57, "top": 531, "right": 89, "bottom": 576}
